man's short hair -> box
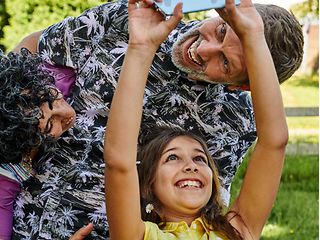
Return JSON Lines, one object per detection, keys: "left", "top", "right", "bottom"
{"left": 255, "top": 4, "right": 304, "bottom": 83}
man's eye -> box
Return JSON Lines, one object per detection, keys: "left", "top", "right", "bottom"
{"left": 219, "top": 23, "right": 227, "bottom": 41}
{"left": 223, "top": 57, "right": 229, "bottom": 73}
{"left": 167, "top": 154, "right": 178, "bottom": 161}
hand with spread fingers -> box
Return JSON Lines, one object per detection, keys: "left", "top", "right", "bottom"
{"left": 216, "top": 0, "right": 264, "bottom": 42}
{"left": 128, "top": 0, "right": 183, "bottom": 53}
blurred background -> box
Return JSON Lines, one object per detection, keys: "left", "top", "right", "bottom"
{"left": 0, "top": 0, "right": 317, "bottom": 239}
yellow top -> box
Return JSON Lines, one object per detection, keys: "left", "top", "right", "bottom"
{"left": 144, "top": 217, "right": 226, "bottom": 240}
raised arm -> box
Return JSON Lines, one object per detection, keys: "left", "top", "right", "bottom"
{"left": 220, "top": 0, "right": 288, "bottom": 238}
{"left": 103, "top": 1, "right": 182, "bottom": 239}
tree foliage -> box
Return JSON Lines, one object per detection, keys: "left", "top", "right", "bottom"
{"left": 290, "top": 0, "right": 319, "bottom": 20}
{"left": 1, "top": 0, "right": 214, "bottom": 52}
{"left": 0, "top": 0, "right": 9, "bottom": 51}
{"left": 1, "top": 0, "right": 112, "bottom": 52}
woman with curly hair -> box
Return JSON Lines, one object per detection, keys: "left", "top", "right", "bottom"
{"left": 0, "top": 48, "right": 76, "bottom": 240}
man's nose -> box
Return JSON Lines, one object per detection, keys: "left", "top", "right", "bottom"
{"left": 197, "top": 39, "right": 221, "bottom": 62}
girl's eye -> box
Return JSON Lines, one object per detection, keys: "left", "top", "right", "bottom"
{"left": 194, "top": 156, "right": 207, "bottom": 163}
{"left": 167, "top": 154, "right": 178, "bottom": 161}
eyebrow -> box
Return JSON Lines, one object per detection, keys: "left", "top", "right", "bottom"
{"left": 162, "top": 147, "right": 206, "bottom": 155}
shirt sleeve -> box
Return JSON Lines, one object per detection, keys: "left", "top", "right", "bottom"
{"left": 0, "top": 175, "right": 21, "bottom": 240}
{"left": 38, "top": 0, "right": 128, "bottom": 71}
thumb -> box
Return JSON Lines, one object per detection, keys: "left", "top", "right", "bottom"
{"left": 69, "top": 223, "right": 94, "bottom": 240}
{"left": 165, "top": 3, "right": 183, "bottom": 32}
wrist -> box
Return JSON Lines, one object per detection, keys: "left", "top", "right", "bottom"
{"left": 242, "top": 33, "right": 266, "bottom": 50}
{"left": 127, "top": 42, "right": 158, "bottom": 56}
{"left": 125, "top": 46, "right": 156, "bottom": 66}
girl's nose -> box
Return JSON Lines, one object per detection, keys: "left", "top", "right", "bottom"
{"left": 183, "top": 160, "right": 199, "bottom": 173}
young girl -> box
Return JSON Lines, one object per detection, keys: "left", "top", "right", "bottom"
{"left": 103, "top": 0, "right": 288, "bottom": 239}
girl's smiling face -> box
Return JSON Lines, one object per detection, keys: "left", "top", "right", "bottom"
{"left": 152, "top": 136, "right": 213, "bottom": 222}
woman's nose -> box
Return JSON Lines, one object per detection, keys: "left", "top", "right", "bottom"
{"left": 51, "top": 99, "right": 74, "bottom": 138}
{"left": 52, "top": 98, "right": 74, "bottom": 117}
{"left": 50, "top": 120, "right": 63, "bottom": 139}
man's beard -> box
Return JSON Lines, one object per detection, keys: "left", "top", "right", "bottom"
{"left": 171, "top": 23, "right": 211, "bottom": 82}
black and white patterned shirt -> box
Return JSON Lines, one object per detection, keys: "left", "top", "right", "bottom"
{"left": 13, "top": 1, "right": 256, "bottom": 239}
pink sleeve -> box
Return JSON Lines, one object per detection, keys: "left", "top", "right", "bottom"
{"left": 0, "top": 175, "right": 21, "bottom": 240}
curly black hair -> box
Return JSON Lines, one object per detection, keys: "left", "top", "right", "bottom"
{"left": 0, "top": 48, "right": 60, "bottom": 164}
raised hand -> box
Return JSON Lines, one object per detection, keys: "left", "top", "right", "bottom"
{"left": 216, "top": 0, "right": 264, "bottom": 42}
{"left": 128, "top": 0, "right": 183, "bottom": 52}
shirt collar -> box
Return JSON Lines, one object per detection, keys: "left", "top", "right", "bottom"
{"left": 160, "top": 217, "right": 211, "bottom": 235}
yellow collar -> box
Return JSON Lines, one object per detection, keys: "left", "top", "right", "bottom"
{"left": 160, "top": 217, "right": 212, "bottom": 235}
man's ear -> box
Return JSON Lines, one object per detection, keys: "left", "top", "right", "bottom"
{"left": 227, "top": 84, "right": 250, "bottom": 91}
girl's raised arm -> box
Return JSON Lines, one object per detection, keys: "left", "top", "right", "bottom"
{"left": 103, "top": 1, "right": 182, "bottom": 239}
{"left": 221, "top": 0, "right": 288, "bottom": 238}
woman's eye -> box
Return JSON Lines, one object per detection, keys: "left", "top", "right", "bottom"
{"left": 49, "top": 87, "right": 63, "bottom": 99}
{"left": 167, "top": 154, "right": 178, "bottom": 161}
{"left": 44, "top": 118, "right": 53, "bottom": 135}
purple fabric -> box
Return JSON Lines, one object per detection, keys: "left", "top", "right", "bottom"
{"left": 42, "top": 62, "right": 76, "bottom": 98}
{"left": 0, "top": 175, "right": 20, "bottom": 240}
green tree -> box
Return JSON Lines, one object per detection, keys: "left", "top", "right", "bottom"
{"left": 1, "top": 0, "right": 112, "bottom": 52}
{"left": 184, "top": 11, "right": 208, "bottom": 21}
{"left": 0, "top": 0, "right": 9, "bottom": 51}
{"left": 290, "top": 0, "right": 319, "bottom": 19}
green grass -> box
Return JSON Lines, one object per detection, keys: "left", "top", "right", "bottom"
{"left": 281, "top": 74, "right": 319, "bottom": 107}
{"left": 229, "top": 74, "right": 319, "bottom": 239}
{"left": 230, "top": 154, "right": 319, "bottom": 240}
{"left": 287, "top": 116, "right": 319, "bottom": 130}
{"left": 287, "top": 116, "right": 318, "bottom": 144}
{"left": 281, "top": 74, "right": 319, "bottom": 145}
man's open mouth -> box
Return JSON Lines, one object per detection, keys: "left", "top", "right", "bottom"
{"left": 187, "top": 36, "right": 203, "bottom": 66}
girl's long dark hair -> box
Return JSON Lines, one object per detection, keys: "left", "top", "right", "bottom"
{"left": 137, "top": 125, "right": 243, "bottom": 239}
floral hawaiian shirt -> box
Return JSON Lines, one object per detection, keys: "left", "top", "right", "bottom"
{"left": 12, "top": 1, "right": 256, "bottom": 239}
